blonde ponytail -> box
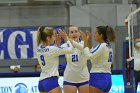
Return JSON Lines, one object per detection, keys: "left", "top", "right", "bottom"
{"left": 37, "top": 27, "right": 41, "bottom": 46}
{"left": 37, "top": 27, "right": 54, "bottom": 46}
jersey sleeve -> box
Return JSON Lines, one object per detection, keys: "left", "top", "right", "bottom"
{"left": 71, "top": 40, "right": 84, "bottom": 51}
{"left": 84, "top": 43, "right": 105, "bottom": 59}
{"left": 50, "top": 41, "right": 73, "bottom": 56}
{"left": 60, "top": 42, "right": 68, "bottom": 48}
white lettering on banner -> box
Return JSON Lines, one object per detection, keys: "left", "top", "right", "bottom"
{"left": 0, "top": 28, "right": 38, "bottom": 59}
{"left": 18, "top": 45, "right": 29, "bottom": 58}
{"left": 31, "top": 86, "right": 38, "bottom": 93}
{"left": 0, "top": 31, "right": 4, "bottom": 59}
{"left": 109, "top": 85, "right": 124, "bottom": 92}
{"left": 118, "top": 85, "right": 124, "bottom": 92}
{"left": 8, "top": 31, "right": 28, "bottom": 59}
{"left": 30, "top": 31, "right": 37, "bottom": 58}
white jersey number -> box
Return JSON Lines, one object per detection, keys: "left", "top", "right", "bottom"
{"left": 72, "top": 54, "right": 78, "bottom": 62}
{"left": 40, "top": 55, "right": 46, "bottom": 66}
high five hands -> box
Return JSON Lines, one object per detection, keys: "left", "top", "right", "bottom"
{"left": 80, "top": 31, "right": 92, "bottom": 48}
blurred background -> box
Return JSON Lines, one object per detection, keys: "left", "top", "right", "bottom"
{"left": 0, "top": 0, "right": 140, "bottom": 93}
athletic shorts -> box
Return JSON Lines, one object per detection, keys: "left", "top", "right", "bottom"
{"left": 89, "top": 73, "right": 112, "bottom": 92}
{"left": 38, "top": 76, "right": 59, "bottom": 92}
{"left": 63, "top": 81, "right": 89, "bottom": 88}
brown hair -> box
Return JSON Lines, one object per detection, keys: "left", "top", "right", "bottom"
{"left": 37, "top": 27, "right": 54, "bottom": 46}
{"left": 96, "top": 26, "right": 116, "bottom": 43}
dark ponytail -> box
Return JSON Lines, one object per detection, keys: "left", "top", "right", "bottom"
{"left": 106, "top": 26, "right": 116, "bottom": 42}
{"left": 96, "top": 26, "right": 116, "bottom": 43}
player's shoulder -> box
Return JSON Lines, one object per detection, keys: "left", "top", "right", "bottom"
{"left": 106, "top": 43, "right": 112, "bottom": 49}
{"left": 100, "top": 43, "right": 106, "bottom": 46}
{"left": 98, "top": 43, "right": 111, "bottom": 50}
{"left": 97, "top": 43, "right": 106, "bottom": 48}
{"left": 61, "top": 43, "right": 68, "bottom": 47}
{"left": 100, "top": 43, "right": 111, "bottom": 48}
{"left": 49, "top": 45, "right": 65, "bottom": 51}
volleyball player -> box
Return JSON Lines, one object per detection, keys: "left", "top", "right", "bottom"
{"left": 80, "top": 26, "right": 116, "bottom": 93}
{"left": 36, "top": 27, "right": 73, "bottom": 93}
{"left": 62, "top": 25, "right": 89, "bottom": 93}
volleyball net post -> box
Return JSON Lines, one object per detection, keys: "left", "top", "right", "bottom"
{"left": 123, "top": 7, "right": 140, "bottom": 93}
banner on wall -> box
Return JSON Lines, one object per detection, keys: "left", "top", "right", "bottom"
{"left": 0, "top": 28, "right": 38, "bottom": 59}
{"left": 0, "top": 75, "right": 140, "bottom": 93}
{"left": 0, "top": 26, "right": 87, "bottom": 59}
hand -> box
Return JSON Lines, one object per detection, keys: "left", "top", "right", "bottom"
{"left": 86, "top": 31, "right": 92, "bottom": 48}
{"left": 80, "top": 30, "right": 87, "bottom": 41}
{"left": 55, "top": 34, "right": 61, "bottom": 46}
{"left": 86, "top": 31, "right": 91, "bottom": 41}
{"left": 80, "top": 31, "right": 88, "bottom": 48}
{"left": 80, "top": 31, "right": 92, "bottom": 48}
{"left": 58, "top": 29, "right": 68, "bottom": 41}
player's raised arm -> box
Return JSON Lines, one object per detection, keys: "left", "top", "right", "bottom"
{"left": 49, "top": 41, "right": 74, "bottom": 56}
{"left": 84, "top": 43, "right": 105, "bottom": 60}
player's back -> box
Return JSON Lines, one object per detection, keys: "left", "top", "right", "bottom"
{"left": 36, "top": 41, "right": 73, "bottom": 81}
{"left": 36, "top": 45, "right": 60, "bottom": 81}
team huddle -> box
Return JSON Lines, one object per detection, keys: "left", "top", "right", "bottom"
{"left": 36, "top": 25, "right": 116, "bottom": 93}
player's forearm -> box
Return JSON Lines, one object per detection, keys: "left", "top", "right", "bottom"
{"left": 71, "top": 40, "right": 84, "bottom": 51}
